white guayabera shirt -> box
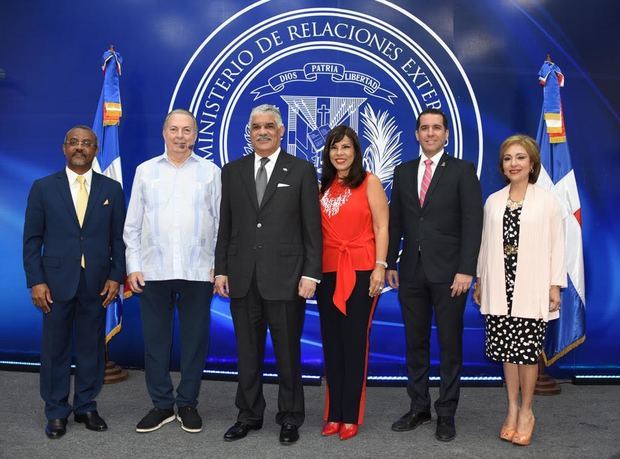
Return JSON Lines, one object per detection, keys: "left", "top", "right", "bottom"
{"left": 124, "top": 152, "right": 221, "bottom": 282}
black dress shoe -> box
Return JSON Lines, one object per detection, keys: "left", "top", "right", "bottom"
{"left": 74, "top": 410, "right": 108, "bottom": 432}
{"left": 391, "top": 410, "right": 432, "bottom": 432}
{"left": 435, "top": 416, "right": 456, "bottom": 442}
{"left": 279, "top": 423, "right": 299, "bottom": 445}
{"left": 223, "top": 421, "right": 262, "bottom": 441}
{"left": 45, "top": 418, "right": 67, "bottom": 439}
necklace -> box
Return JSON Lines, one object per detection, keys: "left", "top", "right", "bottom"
{"left": 506, "top": 197, "right": 523, "bottom": 211}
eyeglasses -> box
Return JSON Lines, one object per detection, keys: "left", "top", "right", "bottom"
{"left": 65, "top": 139, "right": 96, "bottom": 148}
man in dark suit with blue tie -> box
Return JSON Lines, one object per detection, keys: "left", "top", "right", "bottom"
{"left": 387, "top": 109, "right": 482, "bottom": 442}
{"left": 23, "top": 125, "right": 126, "bottom": 439}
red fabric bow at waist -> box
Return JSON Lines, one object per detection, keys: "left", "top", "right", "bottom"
{"left": 324, "top": 233, "right": 374, "bottom": 315}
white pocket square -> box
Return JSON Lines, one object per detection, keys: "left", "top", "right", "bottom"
{"left": 277, "top": 183, "right": 290, "bottom": 188}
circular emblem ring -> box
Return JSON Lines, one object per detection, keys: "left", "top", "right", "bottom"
{"left": 171, "top": 2, "right": 483, "bottom": 182}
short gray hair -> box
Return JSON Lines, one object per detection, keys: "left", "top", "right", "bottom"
{"left": 249, "top": 104, "right": 283, "bottom": 128}
{"left": 163, "top": 108, "right": 198, "bottom": 132}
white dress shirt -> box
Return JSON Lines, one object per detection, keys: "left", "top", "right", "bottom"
{"left": 124, "top": 152, "right": 221, "bottom": 282}
{"left": 251, "top": 147, "right": 319, "bottom": 285}
{"left": 65, "top": 167, "right": 93, "bottom": 211}
{"left": 416, "top": 149, "right": 445, "bottom": 198}
{"left": 254, "top": 148, "right": 280, "bottom": 181}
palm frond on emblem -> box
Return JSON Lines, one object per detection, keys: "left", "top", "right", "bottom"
{"left": 361, "top": 105, "right": 402, "bottom": 187}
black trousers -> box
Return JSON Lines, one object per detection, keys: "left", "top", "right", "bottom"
{"left": 316, "top": 271, "right": 377, "bottom": 424}
{"left": 398, "top": 258, "right": 466, "bottom": 417}
{"left": 230, "top": 276, "right": 306, "bottom": 426}
{"left": 139, "top": 280, "right": 213, "bottom": 409}
{"left": 40, "top": 269, "right": 106, "bottom": 420}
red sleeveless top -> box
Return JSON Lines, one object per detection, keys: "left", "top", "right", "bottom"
{"left": 320, "top": 173, "right": 376, "bottom": 315}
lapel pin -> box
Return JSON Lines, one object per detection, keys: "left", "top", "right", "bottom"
{"left": 441, "top": 161, "right": 446, "bottom": 167}
{"left": 282, "top": 167, "right": 288, "bottom": 172}
{"left": 103, "top": 199, "right": 110, "bottom": 206}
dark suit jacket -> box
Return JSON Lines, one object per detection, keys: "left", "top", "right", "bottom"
{"left": 387, "top": 154, "right": 482, "bottom": 284}
{"left": 23, "top": 170, "right": 126, "bottom": 301}
{"left": 215, "top": 149, "right": 322, "bottom": 300}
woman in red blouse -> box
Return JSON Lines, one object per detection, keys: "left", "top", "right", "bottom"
{"left": 316, "top": 125, "right": 389, "bottom": 440}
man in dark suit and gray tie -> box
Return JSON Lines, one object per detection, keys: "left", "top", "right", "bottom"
{"left": 386, "top": 109, "right": 483, "bottom": 442}
{"left": 215, "top": 104, "right": 322, "bottom": 445}
{"left": 23, "top": 125, "right": 126, "bottom": 439}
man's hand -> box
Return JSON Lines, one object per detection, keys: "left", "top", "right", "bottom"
{"left": 549, "top": 285, "right": 561, "bottom": 312}
{"left": 215, "top": 275, "right": 230, "bottom": 298}
{"left": 298, "top": 278, "right": 317, "bottom": 299}
{"left": 128, "top": 271, "right": 146, "bottom": 294}
{"left": 100, "top": 280, "right": 120, "bottom": 308}
{"left": 450, "top": 273, "right": 473, "bottom": 297}
{"left": 31, "top": 283, "right": 53, "bottom": 313}
{"left": 386, "top": 269, "right": 399, "bottom": 289}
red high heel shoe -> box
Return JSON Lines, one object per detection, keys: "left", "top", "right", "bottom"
{"left": 339, "top": 423, "right": 358, "bottom": 440}
{"left": 321, "top": 422, "right": 341, "bottom": 436}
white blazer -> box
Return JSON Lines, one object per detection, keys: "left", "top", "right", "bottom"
{"left": 477, "top": 184, "right": 567, "bottom": 321}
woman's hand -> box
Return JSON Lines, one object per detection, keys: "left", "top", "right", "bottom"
{"left": 549, "top": 285, "right": 561, "bottom": 312}
{"left": 473, "top": 278, "right": 481, "bottom": 305}
{"left": 369, "top": 265, "right": 385, "bottom": 297}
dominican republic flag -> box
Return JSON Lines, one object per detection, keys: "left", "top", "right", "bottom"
{"left": 92, "top": 47, "right": 128, "bottom": 344}
{"left": 536, "top": 60, "right": 586, "bottom": 365}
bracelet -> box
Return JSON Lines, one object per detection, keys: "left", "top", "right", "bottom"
{"left": 375, "top": 260, "right": 388, "bottom": 268}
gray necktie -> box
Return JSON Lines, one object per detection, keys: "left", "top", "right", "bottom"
{"left": 256, "top": 157, "right": 269, "bottom": 205}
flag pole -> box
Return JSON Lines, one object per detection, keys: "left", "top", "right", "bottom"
{"left": 93, "top": 44, "right": 128, "bottom": 384}
{"left": 535, "top": 358, "right": 561, "bottom": 395}
{"left": 105, "top": 342, "right": 128, "bottom": 383}
{"left": 534, "top": 53, "right": 562, "bottom": 396}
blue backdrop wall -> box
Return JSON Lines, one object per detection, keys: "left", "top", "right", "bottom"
{"left": 1, "top": 0, "right": 618, "bottom": 378}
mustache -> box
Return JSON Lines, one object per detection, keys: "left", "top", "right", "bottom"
{"left": 256, "top": 135, "right": 271, "bottom": 141}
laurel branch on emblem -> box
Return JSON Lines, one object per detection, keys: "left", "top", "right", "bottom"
{"left": 360, "top": 104, "right": 402, "bottom": 188}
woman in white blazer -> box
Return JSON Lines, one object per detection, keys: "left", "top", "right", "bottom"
{"left": 473, "top": 134, "right": 566, "bottom": 446}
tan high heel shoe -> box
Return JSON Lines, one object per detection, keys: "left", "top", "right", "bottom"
{"left": 499, "top": 424, "right": 516, "bottom": 442}
{"left": 512, "top": 417, "right": 535, "bottom": 446}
